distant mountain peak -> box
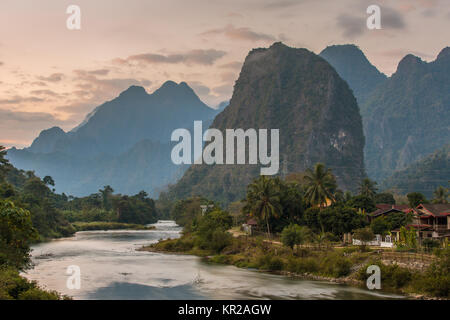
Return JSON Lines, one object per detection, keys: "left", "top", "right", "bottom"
{"left": 153, "top": 80, "right": 201, "bottom": 102}
{"left": 27, "top": 126, "right": 67, "bottom": 153}
{"left": 319, "top": 44, "right": 386, "bottom": 105}
{"left": 436, "top": 46, "right": 450, "bottom": 61}
{"left": 41, "top": 126, "right": 65, "bottom": 135}
{"left": 396, "top": 54, "right": 424, "bottom": 73}
{"left": 119, "top": 85, "right": 148, "bottom": 98}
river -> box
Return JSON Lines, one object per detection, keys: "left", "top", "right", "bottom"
{"left": 24, "top": 220, "right": 404, "bottom": 300}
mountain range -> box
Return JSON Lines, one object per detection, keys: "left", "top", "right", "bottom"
{"left": 167, "top": 42, "right": 366, "bottom": 203}
{"left": 6, "top": 43, "right": 449, "bottom": 200}
{"left": 7, "top": 81, "right": 219, "bottom": 196}
{"left": 319, "top": 44, "right": 450, "bottom": 186}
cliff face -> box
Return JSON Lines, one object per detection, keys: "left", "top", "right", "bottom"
{"left": 362, "top": 47, "right": 450, "bottom": 182}
{"left": 169, "top": 42, "right": 366, "bottom": 204}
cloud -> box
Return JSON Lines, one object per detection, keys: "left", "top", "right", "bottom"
{"left": 87, "top": 69, "right": 110, "bottom": 76}
{"left": 118, "top": 49, "right": 227, "bottom": 66}
{"left": 202, "top": 25, "right": 277, "bottom": 42}
{"left": 262, "top": 0, "right": 305, "bottom": 10}
{"left": 337, "top": 6, "right": 405, "bottom": 38}
{"left": 37, "top": 73, "right": 64, "bottom": 82}
{"left": 220, "top": 72, "right": 238, "bottom": 82}
{"left": 187, "top": 81, "right": 211, "bottom": 96}
{"left": 337, "top": 14, "right": 366, "bottom": 38}
{"left": 382, "top": 7, "right": 406, "bottom": 29}
{"left": 30, "top": 89, "right": 60, "bottom": 97}
{"left": 213, "top": 83, "right": 234, "bottom": 96}
{"left": 0, "top": 108, "right": 58, "bottom": 123}
{"left": 0, "top": 109, "right": 77, "bottom": 148}
{"left": 219, "top": 61, "right": 243, "bottom": 71}
{"left": 0, "top": 95, "right": 45, "bottom": 104}
{"left": 31, "top": 81, "right": 48, "bottom": 87}
{"left": 378, "top": 49, "right": 434, "bottom": 60}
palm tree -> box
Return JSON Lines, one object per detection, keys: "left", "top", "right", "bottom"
{"left": 245, "top": 176, "right": 282, "bottom": 239}
{"left": 358, "top": 178, "right": 378, "bottom": 198}
{"left": 303, "top": 163, "right": 337, "bottom": 209}
{"left": 432, "top": 186, "right": 449, "bottom": 204}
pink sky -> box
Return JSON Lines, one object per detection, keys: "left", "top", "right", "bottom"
{"left": 0, "top": 0, "right": 449, "bottom": 148}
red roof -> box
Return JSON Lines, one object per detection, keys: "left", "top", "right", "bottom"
{"left": 375, "top": 204, "right": 410, "bottom": 211}
{"left": 369, "top": 204, "right": 411, "bottom": 217}
{"left": 415, "top": 203, "right": 450, "bottom": 217}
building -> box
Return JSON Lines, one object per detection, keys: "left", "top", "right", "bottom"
{"left": 411, "top": 203, "right": 450, "bottom": 239}
{"left": 367, "top": 203, "right": 450, "bottom": 245}
{"left": 367, "top": 204, "right": 411, "bottom": 222}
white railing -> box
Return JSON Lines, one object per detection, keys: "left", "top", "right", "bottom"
{"left": 352, "top": 234, "right": 394, "bottom": 248}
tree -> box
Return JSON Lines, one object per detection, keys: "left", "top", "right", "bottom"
{"left": 370, "top": 217, "right": 390, "bottom": 235}
{"left": 432, "top": 186, "right": 448, "bottom": 204}
{"left": 99, "top": 185, "right": 114, "bottom": 210}
{"left": 0, "top": 200, "right": 38, "bottom": 269}
{"left": 245, "top": 176, "right": 282, "bottom": 239}
{"left": 281, "top": 224, "right": 311, "bottom": 250}
{"left": 43, "top": 176, "right": 55, "bottom": 187}
{"left": 374, "top": 192, "right": 396, "bottom": 205}
{"left": 358, "top": 178, "right": 378, "bottom": 198}
{"left": 353, "top": 227, "right": 374, "bottom": 250}
{"left": 0, "top": 146, "right": 10, "bottom": 181}
{"left": 347, "top": 195, "right": 376, "bottom": 213}
{"left": 303, "top": 163, "right": 337, "bottom": 209}
{"left": 407, "top": 192, "right": 428, "bottom": 208}
{"left": 23, "top": 177, "right": 50, "bottom": 199}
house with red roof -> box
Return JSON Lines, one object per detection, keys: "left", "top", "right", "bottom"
{"left": 368, "top": 203, "right": 450, "bottom": 244}
{"left": 367, "top": 204, "right": 411, "bottom": 222}
{"left": 411, "top": 203, "right": 450, "bottom": 239}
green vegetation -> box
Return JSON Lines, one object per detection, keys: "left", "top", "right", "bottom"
{"left": 150, "top": 161, "right": 449, "bottom": 298}
{"left": 358, "top": 249, "right": 450, "bottom": 297}
{"left": 0, "top": 145, "right": 160, "bottom": 300}
{"left": 281, "top": 224, "right": 311, "bottom": 250}
{"left": 303, "top": 163, "right": 337, "bottom": 208}
{"left": 381, "top": 145, "right": 450, "bottom": 199}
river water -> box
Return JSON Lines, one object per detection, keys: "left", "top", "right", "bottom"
{"left": 24, "top": 220, "right": 404, "bottom": 300}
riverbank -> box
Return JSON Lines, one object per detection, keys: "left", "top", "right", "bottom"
{"left": 140, "top": 234, "right": 449, "bottom": 300}
{"left": 71, "top": 221, "right": 156, "bottom": 232}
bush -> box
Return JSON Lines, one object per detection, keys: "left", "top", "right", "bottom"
{"left": 210, "top": 230, "right": 233, "bottom": 253}
{"left": 358, "top": 262, "right": 412, "bottom": 289}
{"left": 287, "top": 257, "right": 319, "bottom": 274}
{"left": 415, "top": 248, "right": 450, "bottom": 297}
{"left": 0, "top": 267, "right": 64, "bottom": 300}
{"left": 422, "top": 238, "right": 440, "bottom": 252}
{"left": 320, "top": 254, "right": 352, "bottom": 278}
{"left": 281, "top": 224, "right": 311, "bottom": 250}
{"left": 256, "top": 254, "right": 284, "bottom": 271}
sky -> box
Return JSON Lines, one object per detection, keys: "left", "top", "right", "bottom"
{"left": 0, "top": 0, "right": 449, "bottom": 148}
